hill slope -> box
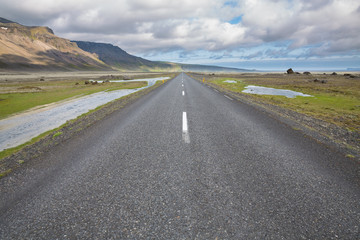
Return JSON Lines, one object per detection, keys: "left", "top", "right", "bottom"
{"left": 0, "top": 18, "right": 110, "bottom": 70}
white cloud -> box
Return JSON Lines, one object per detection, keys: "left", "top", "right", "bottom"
{"left": 0, "top": 0, "right": 359, "bottom": 60}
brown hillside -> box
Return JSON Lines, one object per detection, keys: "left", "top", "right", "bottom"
{"left": 0, "top": 19, "right": 110, "bottom": 70}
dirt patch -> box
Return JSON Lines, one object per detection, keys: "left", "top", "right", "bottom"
{"left": 17, "top": 86, "right": 42, "bottom": 90}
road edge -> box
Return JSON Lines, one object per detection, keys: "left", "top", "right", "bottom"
{"left": 189, "top": 74, "right": 360, "bottom": 161}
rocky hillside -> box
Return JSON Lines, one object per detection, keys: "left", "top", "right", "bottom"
{"left": 0, "top": 18, "right": 110, "bottom": 70}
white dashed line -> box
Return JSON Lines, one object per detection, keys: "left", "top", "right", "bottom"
{"left": 224, "top": 95, "right": 233, "bottom": 101}
{"left": 182, "top": 112, "right": 190, "bottom": 143}
{"left": 182, "top": 91, "right": 185, "bottom": 96}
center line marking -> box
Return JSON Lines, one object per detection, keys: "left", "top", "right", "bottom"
{"left": 182, "top": 90, "right": 185, "bottom": 96}
{"left": 182, "top": 112, "right": 190, "bottom": 143}
{"left": 224, "top": 95, "right": 233, "bottom": 100}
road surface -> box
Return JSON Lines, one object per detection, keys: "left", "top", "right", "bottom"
{"left": 0, "top": 73, "right": 359, "bottom": 239}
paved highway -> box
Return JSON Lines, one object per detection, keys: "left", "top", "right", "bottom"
{"left": 0, "top": 73, "right": 359, "bottom": 239}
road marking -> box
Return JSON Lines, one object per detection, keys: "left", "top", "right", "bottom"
{"left": 182, "top": 90, "right": 185, "bottom": 96}
{"left": 224, "top": 95, "right": 233, "bottom": 101}
{"left": 182, "top": 84, "right": 184, "bottom": 87}
{"left": 182, "top": 112, "right": 190, "bottom": 143}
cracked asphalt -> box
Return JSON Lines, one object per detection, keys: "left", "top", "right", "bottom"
{"left": 0, "top": 73, "right": 359, "bottom": 239}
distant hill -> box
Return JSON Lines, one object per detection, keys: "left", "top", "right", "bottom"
{"left": 0, "top": 18, "right": 110, "bottom": 70}
{"left": 73, "top": 41, "right": 178, "bottom": 72}
{"left": 180, "top": 63, "right": 251, "bottom": 72}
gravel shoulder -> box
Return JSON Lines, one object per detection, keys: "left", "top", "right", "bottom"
{"left": 0, "top": 79, "right": 170, "bottom": 178}
{"left": 202, "top": 80, "right": 360, "bottom": 161}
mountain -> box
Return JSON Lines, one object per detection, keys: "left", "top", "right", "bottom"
{"left": 0, "top": 17, "right": 252, "bottom": 72}
{"left": 0, "top": 18, "right": 110, "bottom": 70}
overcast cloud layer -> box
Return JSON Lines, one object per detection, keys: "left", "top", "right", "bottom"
{"left": 0, "top": 0, "right": 359, "bottom": 69}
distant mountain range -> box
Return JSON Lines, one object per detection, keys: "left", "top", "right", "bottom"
{"left": 0, "top": 17, "right": 251, "bottom": 72}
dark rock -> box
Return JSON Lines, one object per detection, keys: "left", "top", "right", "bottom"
{"left": 91, "top": 81, "right": 98, "bottom": 85}
{"left": 75, "top": 82, "right": 79, "bottom": 85}
{"left": 303, "top": 72, "right": 311, "bottom": 75}
{"left": 331, "top": 72, "right": 337, "bottom": 75}
{"left": 84, "top": 80, "right": 90, "bottom": 84}
{"left": 313, "top": 79, "right": 327, "bottom": 83}
{"left": 287, "top": 68, "right": 294, "bottom": 74}
{"left": 39, "top": 77, "right": 45, "bottom": 81}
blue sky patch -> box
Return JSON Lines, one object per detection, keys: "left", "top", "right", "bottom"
{"left": 229, "top": 15, "right": 243, "bottom": 24}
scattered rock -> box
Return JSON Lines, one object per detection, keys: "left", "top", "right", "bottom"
{"left": 303, "top": 72, "right": 311, "bottom": 75}
{"left": 91, "top": 81, "right": 98, "bottom": 85}
{"left": 39, "top": 77, "right": 45, "bottom": 81}
{"left": 84, "top": 80, "right": 90, "bottom": 85}
{"left": 313, "top": 79, "right": 327, "bottom": 84}
{"left": 344, "top": 74, "right": 357, "bottom": 78}
{"left": 123, "top": 76, "right": 131, "bottom": 80}
{"left": 103, "top": 80, "right": 110, "bottom": 83}
{"left": 75, "top": 82, "right": 79, "bottom": 85}
{"left": 295, "top": 72, "right": 300, "bottom": 74}
{"left": 287, "top": 68, "right": 294, "bottom": 74}
{"left": 331, "top": 72, "right": 337, "bottom": 75}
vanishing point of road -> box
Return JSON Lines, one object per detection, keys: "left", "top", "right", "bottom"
{"left": 0, "top": 73, "right": 359, "bottom": 239}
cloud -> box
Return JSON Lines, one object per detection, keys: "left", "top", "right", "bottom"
{"left": 0, "top": 0, "right": 359, "bottom": 61}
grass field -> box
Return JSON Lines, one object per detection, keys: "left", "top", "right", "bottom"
{"left": 193, "top": 73, "right": 360, "bottom": 132}
{"left": 0, "top": 80, "right": 148, "bottom": 119}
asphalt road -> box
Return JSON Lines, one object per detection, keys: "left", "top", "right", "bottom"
{"left": 0, "top": 73, "right": 359, "bottom": 239}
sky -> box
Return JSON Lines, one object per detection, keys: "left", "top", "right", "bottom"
{"left": 0, "top": 0, "right": 360, "bottom": 71}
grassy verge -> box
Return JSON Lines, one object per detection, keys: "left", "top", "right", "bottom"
{"left": 194, "top": 73, "right": 360, "bottom": 132}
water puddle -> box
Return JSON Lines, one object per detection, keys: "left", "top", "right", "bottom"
{"left": 0, "top": 77, "right": 169, "bottom": 151}
{"left": 224, "top": 80, "right": 237, "bottom": 83}
{"left": 242, "top": 85, "right": 312, "bottom": 98}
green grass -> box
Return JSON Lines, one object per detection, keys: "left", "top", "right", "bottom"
{"left": 52, "top": 131, "right": 63, "bottom": 138}
{"left": 0, "top": 169, "right": 12, "bottom": 179}
{"left": 0, "top": 80, "right": 147, "bottom": 119}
